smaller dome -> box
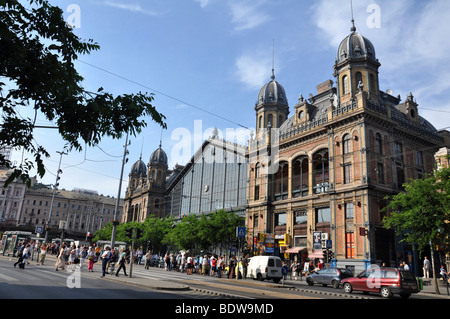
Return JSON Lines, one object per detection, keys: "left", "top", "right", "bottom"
{"left": 150, "top": 145, "right": 168, "bottom": 166}
{"left": 130, "top": 158, "right": 147, "bottom": 176}
{"left": 256, "top": 73, "right": 288, "bottom": 107}
{"left": 337, "top": 24, "right": 376, "bottom": 64}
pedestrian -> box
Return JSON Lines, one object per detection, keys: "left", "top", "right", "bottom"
{"left": 115, "top": 249, "right": 129, "bottom": 277}
{"left": 423, "top": 256, "right": 431, "bottom": 279}
{"left": 202, "top": 255, "right": 208, "bottom": 275}
{"left": 19, "top": 244, "right": 31, "bottom": 269}
{"left": 210, "top": 255, "right": 217, "bottom": 276}
{"left": 403, "top": 262, "right": 410, "bottom": 271}
{"left": 145, "top": 250, "right": 151, "bottom": 269}
{"left": 164, "top": 252, "right": 170, "bottom": 271}
{"left": 100, "top": 246, "right": 111, "bottom": 278}
{"left": 38, "top": 243, "right": 47, "bottom": 265}
{"left": 228, "top": 256, "right": 236, "bottom": 279}
{"left": 55, "top": 244, "right": 66, "bottom": 271}
{"left": 80, "top": 246, "right": 88, "bottom": 268}
{"left": 187, "top": 254, "right": 194, "bottom": 275}
{"left": 87, "top": 247, "right": 95, "bottom": 272}
{"left": 13, "top": 241, "right": 25, "bottom": 268}
{"left": 216, "top": 256, "right": 224, "bottom": 278}
{"left": 440, "top": 265, "right": 448, "bottom": 280}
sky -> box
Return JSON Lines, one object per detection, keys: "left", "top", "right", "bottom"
{"left": 10, "top": 0, "right": 450, "bottom": 198}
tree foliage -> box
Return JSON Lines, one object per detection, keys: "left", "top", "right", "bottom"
{"left": 93, "top": 210, "right": 244, "bottom": 253}
{"left": 0, "top": 0, "right": 166, "bottom": 186}
{"left": 382, "top": 166, "right": 450, "bottom": 254}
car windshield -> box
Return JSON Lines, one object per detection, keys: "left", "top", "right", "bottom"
{"left": 340, "top": 269, "right": 353, "bottom": 276}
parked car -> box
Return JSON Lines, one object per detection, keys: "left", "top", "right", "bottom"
{"left": 247, "top": 256, "right": 283, "bottom": 283}
{"left": 306, "top": 267, "right": 353, "bottom": 288}
{"left": 341, "top": 267, "right": 419, "bottom": 299}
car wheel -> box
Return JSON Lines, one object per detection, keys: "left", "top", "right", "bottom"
{"left": 343, "top": 282, "right": 353, "bottom": 294}
{"left": 380, "top": 286, "right": 392, "bottom": 298}
{"left": 332, "top": 280, "right": 340, "bottom": 289}
{"left": 306, "top": 278, "right": 314, "bottom": 286}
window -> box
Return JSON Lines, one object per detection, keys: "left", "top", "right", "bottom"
{"left": 294, "top": 210, "right": 307, "bottom": 225}
{"left": 313, "top": 150, "right": 329, "bottom": 193}
{"left": 394, "top": 142, "right": 403, "bottom": 162}
{"left": 343, "top": 163, "right": 352, "bottom": 184}
{"left": 315, "top": 207, "right": 331, "bottom": 223}
{"left": 292, "top": 157, "right": 309, "bottom": 197}
{"left": 275, "top": 162, "right": 289, "bottom": 200}
{"left": 342, "top": 75, "right": 349, "bottom": 94}
{"left": 345, "top": 203, "right": 354, "bottom": 219}
{"left": 416, "top": 151, "right": 423, "bottom": 167}
{"left": 342, "top": 134, "right": 351, "bottom": 154}
{"left": 275, "top": 212, "right": 287, "bottom": 226}
{"left": 254, "top": 185, "right": 260, "bottom": 201}
{"left": 375, "top": 133, "right": 382, "bottom": 154}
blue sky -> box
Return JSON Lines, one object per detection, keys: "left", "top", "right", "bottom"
{"left": 11, "top": 0, "right": 450, "bottom": 197}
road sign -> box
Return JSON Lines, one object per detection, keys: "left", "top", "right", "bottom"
{"left": 35, "top": 226, "right": 43, "bottom": 234}
{"left": 236, "top": 227, "right": 246, "bottom": 238}
{"left": 326, "top": 240, "right": 332, "bottom": 249}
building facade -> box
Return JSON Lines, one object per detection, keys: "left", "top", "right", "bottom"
{"left": 246, "top": 23, "right": 446, "bottom": 273}
{"left": 19, "top": 185, "right": 122, "bottom": 237}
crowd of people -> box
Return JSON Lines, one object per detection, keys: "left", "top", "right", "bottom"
{"left": 11, "top": 240, "right": 449, "bottom": 283}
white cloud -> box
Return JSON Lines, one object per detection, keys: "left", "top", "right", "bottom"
{"left": 228, "top": 0, "right": 270, "bottom": 31}
{"left": 235, "top": 52, "right": 272, "bottom": 89}
{"left": 194, "top": 0, "right": 211, "bottom": 8}
{"left": 102, "top": 1, "right": 159, "bottom": 16}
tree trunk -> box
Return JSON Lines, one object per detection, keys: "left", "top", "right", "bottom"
{"left": 430, "top": 245, "right": 440, "bottom": 295}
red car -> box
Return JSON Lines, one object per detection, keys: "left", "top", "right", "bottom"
{"left": 341, "top": 267, "right": 419, "bottom": 299}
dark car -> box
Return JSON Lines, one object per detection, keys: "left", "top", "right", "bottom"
{"left": 341, "top": 267, "right": 419, "bottom": 299}
{"left": 306, "top": 267, "right": 354, "bottom": 289}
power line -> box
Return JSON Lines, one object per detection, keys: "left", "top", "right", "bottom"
{"left": 77, "top": 59, "right": 250, "bottom": 130}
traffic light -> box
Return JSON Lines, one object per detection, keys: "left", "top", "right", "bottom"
{"left": 135, "top": 228, "right": 143, "bottom": 239}
{"left": 125, "top": 228, "right": 133, "bottom": 238}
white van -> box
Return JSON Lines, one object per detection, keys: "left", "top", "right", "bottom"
{"left": 246, "top": 256, "right": 283, "bottom": 283}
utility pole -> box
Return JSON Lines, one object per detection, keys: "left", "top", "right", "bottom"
{"left": 110, "top": 131, "right": 129, "bottom": 250}
{"left": 44, "top": 150, "right": 67, "bottom": 243}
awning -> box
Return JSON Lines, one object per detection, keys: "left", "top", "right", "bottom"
{"left": 285, "top": 246, "right": 307, "bottom": 254}
{"left": 308, "top": 250, "right": 324, "bottom": 258}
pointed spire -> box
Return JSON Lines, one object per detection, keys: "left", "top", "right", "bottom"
{"left": 271, "top": 38, "right": 275, "bottom": 80}
{"left": 350, "top": 0, "right": 356, "bottom": 33}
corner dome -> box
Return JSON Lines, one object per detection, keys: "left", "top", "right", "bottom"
{"left": 150, "top": 145, "right": 168, "bottom": 166}
{"left": 337, "top": 24, "right": 376, "bottom": 64}
{"left": 256, "top": 74, "right": 288, "bottom": 107}
{"left": 130, "top": 158, "right": 147, "bottom": 176}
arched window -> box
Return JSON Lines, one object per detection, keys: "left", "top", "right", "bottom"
{"left": 292, "top": 157, "right": 309, "bottom": 197}
{"left": 267, "top": 114, "right": 273, "bottom": 127}
{"left": 343, "top": 134, "right": 351, "bottom": 154}
{"left": 258, "top": 115, "right": 263, "bottom": 129}
{"left": 313, "top": 150, "right": 329, "bottom": 194}
{"left": 275, "top": 161, "right": 289, "bottom": 200}
{"left": 342, "top": 75, "right": 349, "bottom": 95}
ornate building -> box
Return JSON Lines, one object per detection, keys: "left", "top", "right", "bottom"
{"left": 246, "top": 21, "right": 446, "bottom": 273}
{"left": 122, "top": 143, "right": 169, "bottom": 222}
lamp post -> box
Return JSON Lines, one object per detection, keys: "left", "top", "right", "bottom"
{"left": 110, "top": 131, "right": 129, "bottom": 249}
{"left": 44, "top": 150, "right": 67, "bottom": 243}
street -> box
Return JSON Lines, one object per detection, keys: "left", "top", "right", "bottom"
{"left": 1, "top": 254, "right": 447, "bottom": 300}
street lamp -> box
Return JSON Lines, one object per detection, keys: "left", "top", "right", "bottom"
{"left": 110, "top": 131, "right": 129, "bottom": 249}
{"left": 44, "top": 150, "right": 67, "bottom": 243}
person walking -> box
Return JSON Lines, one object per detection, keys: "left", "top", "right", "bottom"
{"left": 115, "top": 249, "right": 129, "bottom": 277}
{"left": 13, "top": 241, "right": 25, "bottom": 268}
{"left": 38, "top": 243, "right": 47, "bottom": 265}
{"left": 87, "top": 246, "right": 95, "bottom": 272}
{"left": 423, "top": 256, "right": 431, "bottom": 279}
{"left": 216, "top": 256, "right": 224, "bottom": 278}
{"left": 100, "top": 246, "right": 111, "bottom": 278}
{"left": 55, "top": 244, "right": 66, "bottom": 271}
{"left": 145, "top": 250, "right": 151, "bottom": 269}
